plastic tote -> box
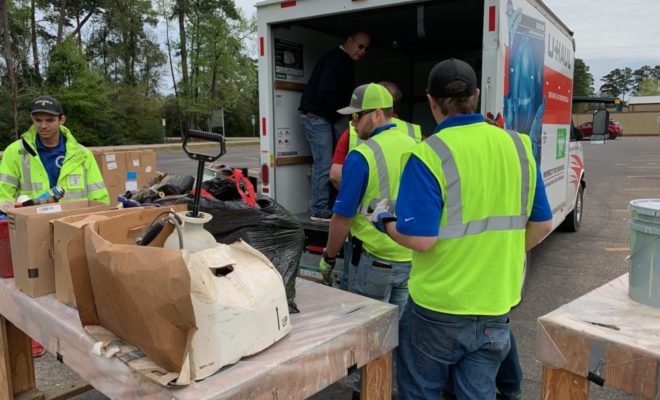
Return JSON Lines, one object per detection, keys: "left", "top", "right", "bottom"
{"left": 628, "top": 199, "right": 660, "bottom": 307}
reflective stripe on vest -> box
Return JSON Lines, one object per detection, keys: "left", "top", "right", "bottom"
{"left": 88, "top": 182, "right": 106, "bottom": 191}
{"left": 0, "top": 173, "right": 19, "bottom": 187}
{"left": 20, "top": 151, "right": 43, "bottom": 192}
{"left": 403, "top": 121, "right": 415, "bottom": 139}
{"left": 363, "top": 140, "right": 389, "bottom": 199}
{"left": 425, "top": 131, "right": 530, "bottom": 239}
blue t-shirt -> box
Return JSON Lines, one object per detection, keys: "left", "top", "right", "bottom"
{"left": 395, "top": 115, "right": 552, "bottom": 236}
{"left": 333, "top": 123, "right": 397, "bottom": 218}
{"left": 36, "top": 133, "right": 66, "bottom": 188}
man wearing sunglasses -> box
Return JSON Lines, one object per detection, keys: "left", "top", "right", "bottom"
{"left": 299, "top": 31, "right": 371, "bottom": 222}
{"left": 329, "top": 81, "right": 422, "bottom": 292}
{"left": 319, "top": 83, "right": 416, "bottom": 397}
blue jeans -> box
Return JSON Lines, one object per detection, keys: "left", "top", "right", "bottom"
{"left": 494, "top": 332, "right": 522, "bottom": 399}
{"left": 301, "top": 114, "right": 334, "bottom": 214}
{"left": 353, "top": 251, "right": 411, "bottom": 392}
{"left": 444, "top": 331, "right": 522, "bottom": 400}
{"left": 397, "top": 299, "right": 511, "bottom": 400}
{"left": 354, "top": 251, "right": 411, "bottom": 317}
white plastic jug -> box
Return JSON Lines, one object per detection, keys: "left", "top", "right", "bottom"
{"left": 163, "top": 211, "right": 216, "bottom": 252}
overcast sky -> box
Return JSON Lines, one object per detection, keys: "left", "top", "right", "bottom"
{"left": 234, "top": 0, "right": 660, "bottom": 92}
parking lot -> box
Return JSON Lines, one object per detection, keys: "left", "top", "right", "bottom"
{"left": 35, "top": 136, "right": 660, "bottom": 399}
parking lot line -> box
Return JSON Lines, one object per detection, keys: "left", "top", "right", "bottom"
{"left": 604, "top": 247, "right": 630, "bottom": 252}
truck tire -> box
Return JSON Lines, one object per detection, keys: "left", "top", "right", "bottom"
{"left": 561, "top": 185, "right": 584, "bottom": 232}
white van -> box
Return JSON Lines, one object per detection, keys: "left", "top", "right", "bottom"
{"left": 256, "top": 0, "right": 586, "bottom": 276}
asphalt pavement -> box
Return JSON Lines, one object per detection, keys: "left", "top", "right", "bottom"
{"left": 34, "top": 136, "right": 659, "bottom": 399}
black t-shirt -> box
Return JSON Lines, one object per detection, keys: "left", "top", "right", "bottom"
{"left": 299, "top": 46, "right": 355, "bottom": 123}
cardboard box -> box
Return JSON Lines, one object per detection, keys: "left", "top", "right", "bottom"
{"left": 7, "top": 201, "right": 113, "bottom": 297}
{"left": 52, "top": 207, "right": 148, "bottom": 308}
{"left": 93, "top": 150, "right": 158, "bottom": 202}
{"left": 69, "top": 208, "right": 291, "bottom": 385}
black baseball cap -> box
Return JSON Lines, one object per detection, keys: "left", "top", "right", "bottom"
{"left": 29, "top": 95, "right": 64, "bottom": 116}
{"left": 426, "top": 58, "right": 477, "bottom": 98}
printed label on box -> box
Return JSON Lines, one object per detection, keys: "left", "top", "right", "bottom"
{"left": 105, "top": 154, "right": 116, "bottom": 162}
{"left": 107, "top": 162, "right": 117, "bottom": 170}
{"left": 132, "top": 159, "right": 140, "bottom": 167}
{"left": 126, "top": 171, "right": 138, "bottom": 180}
{"left": 145, "top": 166, "right": 152, "bottom": 173}
{"left": 36, "top": 204, "right": 63, "bottom": 214}
{"left": 125, "top": 181, "right": 138, "bottom": 191}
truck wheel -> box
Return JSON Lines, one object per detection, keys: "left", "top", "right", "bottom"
{"left": 561, "top": 185, "right": 584, "bottom": 232}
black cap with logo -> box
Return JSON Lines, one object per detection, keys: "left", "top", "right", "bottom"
{"left": 29, "top": 95, "right": 64, "bottom": 116}
{"left": 426, "top": 58, "right": 477, "bottom": 98}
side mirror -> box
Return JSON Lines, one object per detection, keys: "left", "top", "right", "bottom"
{"left": 590, "top": 109, "right": 609, "bottom": 143}
{"left": 570, "top": 121, "right": 584, "bottom": 141}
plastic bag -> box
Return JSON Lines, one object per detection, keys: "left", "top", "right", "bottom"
{"left": 178, "top": 178, "right": 303, "bottom": 312}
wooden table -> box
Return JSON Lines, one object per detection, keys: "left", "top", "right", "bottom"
{"left": 0, "top": 278, "right": 397, "bottom": 399}
{"left": 538, "top": 274, "right": 660, "bottom": 399}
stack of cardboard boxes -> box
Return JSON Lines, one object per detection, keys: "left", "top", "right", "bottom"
{"left": 93, "top": 150, "right": 158, "bottom": 202}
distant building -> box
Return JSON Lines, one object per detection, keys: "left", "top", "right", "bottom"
{"left": 628, "top": 96, "right": 660, "bottom": 112}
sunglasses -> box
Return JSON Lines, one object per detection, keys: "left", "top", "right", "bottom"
{"left": 352, "top": 110, "right": 375, "bottom": 123}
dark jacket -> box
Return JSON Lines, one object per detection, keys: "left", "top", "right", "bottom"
{"left": 299, "top": 46, "right": 355, "bottom": 123}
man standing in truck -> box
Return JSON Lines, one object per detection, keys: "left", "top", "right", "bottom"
{"left": 298, "top": 32, "right": 371, "bottom": 222}
{"left": 370, "top": 59, "right": 552, "bottom": 399}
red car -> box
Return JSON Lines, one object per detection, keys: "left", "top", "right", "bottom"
{"left": 577, "top": 120, "right": 623, "bottom": 139}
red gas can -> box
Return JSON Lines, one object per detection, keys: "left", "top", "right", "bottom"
{"left": 0, "top": 220, "right": 13, "bottom": 278}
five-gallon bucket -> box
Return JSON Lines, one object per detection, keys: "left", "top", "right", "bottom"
{"left": 629, "top": 199, "right": 660, "bottom": 307}
{"left": 0, "top": 219, "right": 13, "bottom": 278}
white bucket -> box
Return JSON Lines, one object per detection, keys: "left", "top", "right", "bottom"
{"left": 628, "top": 199, "right": 660, "bottom": 307}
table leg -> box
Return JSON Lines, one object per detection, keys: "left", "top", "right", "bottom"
{"left": 541, "top": 366, "right": 589, "bottom": 400}
{"left": 360, "top": 351, "right": 392, "bottom": 400}
{"left": 0, "top": 315, "right": 42, "bottom": 400}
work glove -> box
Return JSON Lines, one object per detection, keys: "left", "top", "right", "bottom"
{"left": 367, "top": 199, "right": 397, "bottom": 233}
{"left": 319, "top": 251, "right": 336, "bottom": 285}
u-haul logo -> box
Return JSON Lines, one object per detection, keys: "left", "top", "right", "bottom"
{"left": 547, "top": 33, "right": 572, "bottom": 70}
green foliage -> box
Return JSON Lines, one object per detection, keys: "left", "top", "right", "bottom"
{"left": 600, "top": 65, "right": 660, "bottom": 99}
{"left": 638, "top": 78, "right": 660, "bottom": 96}
{"left": 573, "top": 58, "right": 594, "bottom": 96}
{"left": 0, "top": 0, "right": 258, "bottom": 146}
{"left": 599, "top": 67, "right": 634, "bottom": 100}
{"left": 632, "top": 65, "right": 660, "bottom": 95}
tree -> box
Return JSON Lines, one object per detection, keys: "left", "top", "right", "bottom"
{"left": 599, "top": 67, "right": 634, "bottom": 101}
{"left": 0, "top": 0, "right": 18, "bottom": 136}
{"left": 638, "top": 78, "right": 660, "bottom": 96}
{"left": 572, "top": 58, "right": 594, "bottom": 96}
{"left": 632, "top": 65, "right": 660, "bottom": 95}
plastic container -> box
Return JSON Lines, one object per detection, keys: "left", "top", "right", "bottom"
{"left": 163, "top": 211, "right": 217, "bottom": 252}
{"left": 628, "top": 199, "right": 660, "bottom": 307}
{"left": 0, "top": 219, "right": 13, "bottom": 278}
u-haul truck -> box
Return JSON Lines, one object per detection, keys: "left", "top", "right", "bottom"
{"left": 256, "top": 0, "right": 586, "bottom": 269}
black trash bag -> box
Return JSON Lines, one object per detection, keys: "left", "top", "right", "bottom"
{"left": 178, "top": 180, "right": 303, "bottom": 313}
